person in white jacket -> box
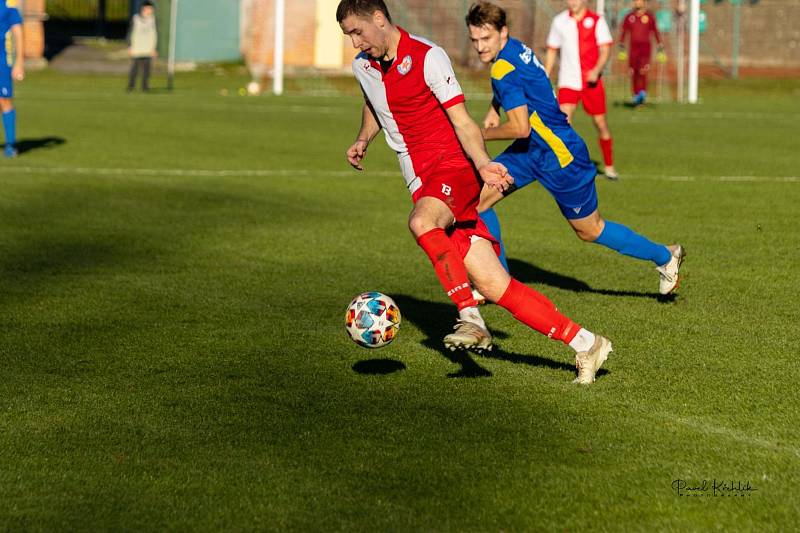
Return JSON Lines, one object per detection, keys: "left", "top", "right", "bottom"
{"left": 127, "top": 1, "right": 157, "bottom": 92}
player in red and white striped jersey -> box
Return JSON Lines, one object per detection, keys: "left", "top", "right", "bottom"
{"left": 337, "top": 0, "right": 612, "bottom": 383}
{"left": 545, "top": 0, "right": 617, "bottom": 179}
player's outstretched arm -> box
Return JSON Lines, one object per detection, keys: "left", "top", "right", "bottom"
{"left": 346, "top": 102, "right": 381, "bottom": 170}
{"left": 544, "top": 48, "right": 558, "bottom": 79}
{"left": 445, "top": 102, "right": 512, "bottom": 192}
{"left": 483, "top": 105, "right": 530, "bottom": 141}
{"left": 588, "top": 45, "right": 611, "bottom": 83}
{"left": 11, "top": 25, "right": 24, "bottom": 82}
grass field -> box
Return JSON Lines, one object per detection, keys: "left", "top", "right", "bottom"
{"left": 1, "top": 70, "right": 799, "bottom": 530}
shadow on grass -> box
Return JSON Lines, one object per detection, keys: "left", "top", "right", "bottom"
{"left": 352, "top": 358, "right": 406, "bottom": 375}
{"left": 392, "top": 294, "right": 583, "bottom": 380}
{"left": 508, "top": 258, "right": 675, "bottom": 303}
{"left": 16, "top": 137, "right": 67, "bottom": 155}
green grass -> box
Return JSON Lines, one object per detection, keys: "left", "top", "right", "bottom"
{"left": 1, "top": 70, "right": 799, "bottom": 530}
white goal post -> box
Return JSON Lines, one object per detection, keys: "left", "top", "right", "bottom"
{"left": 273, "top": 0, "right": 285, "bottom": 95}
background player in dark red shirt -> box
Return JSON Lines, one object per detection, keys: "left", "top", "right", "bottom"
{"left": 619, "top": 0, "right": 665, "bottom": 106}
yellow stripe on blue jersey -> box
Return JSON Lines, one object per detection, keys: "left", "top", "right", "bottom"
{"left": 490, "top": 59, "right": 515, "bottom": 81}
{"left": 4, "top": 0, "right": 21, "bottom": 67}
{"left": 5, "top": 31, "right": 11, "bottom": 68}
{"left": 529, "top": 112, "right": 574, "bottom": 168}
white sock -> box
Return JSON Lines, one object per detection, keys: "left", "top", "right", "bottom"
{"left": 459, "top": 306, "right": 486, "bottom": 330}
{"left": 569, "top": 328, "right": 596, "bottom": 353}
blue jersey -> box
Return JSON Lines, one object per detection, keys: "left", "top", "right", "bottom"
{"left": 490, "top": 37, "right": 598, "bottom": 216}
{"left": 1, "top": 4, "right": 23, "bottom": 69}
{"left": 491, "top": 37, "right": 585, "bottom": 172}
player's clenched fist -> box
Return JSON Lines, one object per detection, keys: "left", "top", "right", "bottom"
{"left": 478, "top": 162, "right": 513, "bottom": 192}
{"left": 346, "top": 139, "right": 369, "bottom": 170}
{"left": 483, "top": 107, "right": 500, "bottom": 129}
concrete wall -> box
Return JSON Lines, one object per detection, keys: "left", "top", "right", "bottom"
{"left": 156, "top": 0, "right": 241, "bottom": 63}
{"left": 10, "top": 0, "right": 46, "bottom": 64}
{"left": 241, "top": 0, "right": 356, "bottom": 72}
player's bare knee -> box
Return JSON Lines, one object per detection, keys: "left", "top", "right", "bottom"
{"left": 408, "top": 212, "right": 435, "bottom": 238}
{"left": 472, "top": 276, "right": 505, "bottom": 303}
{"left": 0, "top": 99, "right": 12, "bottom": 113}
{"left": 574, "top": 225, "right": 602, "bottom": 242}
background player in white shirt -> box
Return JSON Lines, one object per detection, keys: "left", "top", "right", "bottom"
{"left": 545, "top": 0, "right": 617, "bottom": 179}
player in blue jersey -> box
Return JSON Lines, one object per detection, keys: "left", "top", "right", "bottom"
{"left": 0, "top": 0, "right": 24, "bottom": 158}
{"left": 466, "top": 1, "right": 684, "bottom": 295}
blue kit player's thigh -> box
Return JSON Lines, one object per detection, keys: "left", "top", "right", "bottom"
{"left": 494, "top": 138, "right": 538, "bottom": 195}
{"left": 541, "top": 155, "right": 599, "bottom": 220}
{"left": 552, "top": 177, "right": 598, "bottom": 220}
{"left": 0, "top": 67, "right": 13, "bottom": 99}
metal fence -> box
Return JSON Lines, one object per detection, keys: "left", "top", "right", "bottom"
{"left": 385, "top": 0, "right": 800, "bottom": 72}
{"left": 372, "top": 0, "right": 799, "bottom": 102}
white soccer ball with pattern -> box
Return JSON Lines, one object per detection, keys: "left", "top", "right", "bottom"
{"left": 345, "top": 292, "right": 401, "bottom": 348}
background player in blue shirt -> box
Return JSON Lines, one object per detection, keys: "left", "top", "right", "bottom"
{"left": 0, "top": 0, "right": 24, "bottom": 158}
{"left": 465, "top": 1, "right": 683, "bottom": 295}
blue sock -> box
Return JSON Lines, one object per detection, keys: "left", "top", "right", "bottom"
{"left": 479, "top": 207, "right": 509, "bottom": 271}
{"left": 2, "top": 109, "right": 16, "bottom": 146}
{"left": 595, "top": 220, "right": 671, "bottom": 266}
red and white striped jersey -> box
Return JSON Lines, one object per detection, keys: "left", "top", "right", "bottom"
{"left": 352, "top": 27, "right": 467, "bottom": 195}
{"left": 547, "top": 10, "right": 613, "bottom": 91}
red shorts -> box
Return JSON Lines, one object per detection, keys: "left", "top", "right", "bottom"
{"left": 629, "top": 45, "right": 652, "bottom": 73}
{"left": 447, "top": 219, "right": 501, "bottom": 260}
{"left": 558, "top": 79, "right": 607, "bottom": 116}
{"left": 629, "top": 54, "right": 652, "bottom": 74}
{"left": 411, "top": 155, "right": 500, "bottom": 259}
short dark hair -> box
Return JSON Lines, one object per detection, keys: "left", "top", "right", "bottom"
{"left": 336, "top": 0, "right": 392, "bottom": 23}
{"left": 465, "top": 1, "right": 507, "bottom": 31}
{"left": 140, "top": 0, "right": 154, "bottom": 9}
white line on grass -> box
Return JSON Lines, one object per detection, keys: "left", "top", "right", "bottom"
{"left": 1, "top": 166, "right": 378, "bottom": 178}
{"left": 21, "top": 93, "right": 351, "bottom": 114}
{"left": 3, "top": 166, "right": 799, "bottom": 182}
{"left": 662, "top": 413, "right": 800, "bottom": 459}
{"left": 626, "top": 111, "right": 800, "bottom": 122}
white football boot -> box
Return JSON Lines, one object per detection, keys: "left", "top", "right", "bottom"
{"left": 444, "top": 320, "right": 493, "bottom": 353}
{"left": 603, "top": 165, "right": 619, "bottom": 180}
{"left": 656, "top": 244, "right": 685, "bottom": 295}
{"left": 573, "top": 335, "right": 613, "bottom": 385}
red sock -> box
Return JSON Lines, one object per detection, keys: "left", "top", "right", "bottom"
{"left": 416, "top": 228, "right": 478, "bottom": 311}
{"left": 497, "top": 279, "right": 580, "bottom": 345}
{"left": 634, "top": 72, "right": 647, "bottom": 94}
{"left": 599, "top": 137, "right": 613, "bottom": 167}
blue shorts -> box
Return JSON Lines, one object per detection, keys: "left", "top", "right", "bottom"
{"left": 495, "top": 137, "right": 598, "bottom": 220}
{"left": 0, "top": 67, "right": 12, "bottom": 98}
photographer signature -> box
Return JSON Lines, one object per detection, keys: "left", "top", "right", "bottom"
{"left": 672, "top": 479, "right": 758, "bottom": 497}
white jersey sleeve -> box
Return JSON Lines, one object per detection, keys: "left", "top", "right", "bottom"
{"left": 546, "top": 13, "right": 565, "bottom": 49}
{"left": 423, "top": 46, "right": 464, "bottom": 108}
{"left": 596, "top": 16, "right": 613, "bottom": 45}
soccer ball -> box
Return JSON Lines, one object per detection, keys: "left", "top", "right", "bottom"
{"left": 246, "top": 81, "right": 262, "bottom": 96}
{"left": 345, "top": 292, "right": 401, "bottom": 348}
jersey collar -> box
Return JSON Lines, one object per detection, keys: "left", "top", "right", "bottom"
{"left": 569, "top": 8, "right": 588, "bottom": 21}
{"left": 367, "top": 26, "right": 409, "bottom": 75}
